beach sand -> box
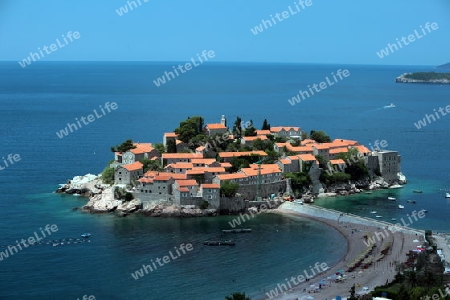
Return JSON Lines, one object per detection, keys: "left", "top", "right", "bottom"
{"left": 258, "top": 205, "right": 423, "bottom": 300}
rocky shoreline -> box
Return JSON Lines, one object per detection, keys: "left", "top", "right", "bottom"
{"left": 57, "top": 174, "right": 403, "bottom": 217}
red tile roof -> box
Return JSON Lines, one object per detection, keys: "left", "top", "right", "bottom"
{"left": 122, "top": 161, "right": 143, "bottom": 171}
{"left": 242, "top": 136, "right": 268, "bottom": 141}
{"left": 216, "top": 173, "right": 248, "bottom": 180}
{"left": 130, "top": 143, "right": 154, "bottom": 154}
{"left": 240, "top": 168, "right": 281, "bottom": 177}
{"left": 205, "top": 123, "right": 227, "bottom": 130}
{"left": 164, "top": 132, "right": 178, "bottom": 137}
{"left": 175, "top": 180, "right": 198, "bottom": 187}
{"left": 201, "top": 184, "right": 220, "bottom": 189}
{"left": 330, "top": 159, "right": 346, "bottom": 165}
{"left": 166, "top": 163, "right": 194, "bottom": 169}
{"left": 329, "top": 147, "right": 349, "bottom": 154}
{"left": 297, "top": 154, "right": 318, "bottom": 162}
{"left": 256, "top": 130, "right": 272, "bottom": 135}
{"left": 270, "top": 126, "right": 300, "bottom": 133}
{"left": 162, "top": 153, "right": 203, "bottom": 159}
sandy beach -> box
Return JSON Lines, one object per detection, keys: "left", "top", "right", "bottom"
{"left": 258, "top": 203, "right": 425, "bottom": 300}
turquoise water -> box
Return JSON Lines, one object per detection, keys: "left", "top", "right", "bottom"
{"left": 0, "top": 62, "right": 449, "bottom": 299}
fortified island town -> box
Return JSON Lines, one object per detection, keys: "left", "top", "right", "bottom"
{"left": 57, "top": 115, "right": 405, "bottom": 216}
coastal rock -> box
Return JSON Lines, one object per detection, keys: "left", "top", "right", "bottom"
{"left": 83, "top": 187, "right": 120, "bottom": 213}
{"left": 141, "top": 204, "right": 217, "bottom": 218}
{"left": 117, "top": 199, "right": 142, "bottom": 213}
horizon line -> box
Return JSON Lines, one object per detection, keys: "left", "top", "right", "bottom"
{"left": 0, "top": 60, "right": 446, "bottom": 67}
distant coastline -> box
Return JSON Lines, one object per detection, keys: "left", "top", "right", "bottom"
{"left": 395, "top": 72, "right": 450, "bottom": 84}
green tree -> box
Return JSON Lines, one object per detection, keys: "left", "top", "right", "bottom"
{"left": 225, "top": 292, "right": 250, "bottom": 300}
{"left": 348, "top": 284, "right": 357, "bottom": 300}
{"left": 397, "top": 284, "right": 410, "bottom": 300}
{"left": 101, "top": 166, "right": 115, "bottom": 184}
{"left": 111, "top": 139, "right": 136, "bottom": 153}
{"left": 261, "top": 119, "right": 270, "bottom": 130}
{"left": 310, "top": 130, "right": 331, "bottom": 143}
{"left": 232, "top": 116, "right": 242, "bottom": 138}
{"left": 154, "top": 143, "right": 165, "bottom": 154}
{"left": 229, "top": 157, "right": 250, "bottom": 173}
{"left": 301, "top": 131, "right": 309, "bottom": 140}
{"left": 252, "top": 138, "right": 264, "bottom": 150}
{"left": 244, "top": 123, "right": 257, "bottom": 137}
{"left": 174, "top": 116, "right": 204, "bottom": 143}
{"left": 285, "top": 172, "right": 311, "bottom": 193}
{"left": 220, "top": 181, "right": 240, "bottom": 197}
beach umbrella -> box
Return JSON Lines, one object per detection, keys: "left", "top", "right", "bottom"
{"left": 307, "top": 296, "right": 314, "bottom": 300}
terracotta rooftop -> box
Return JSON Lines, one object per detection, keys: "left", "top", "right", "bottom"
{"left": 129, "top": 143, "right": 154, "bottom": 155}
{"left": 162, "top": 153, "right": 203, "bottom": 159}
{"left": 122, "top": 161, "right": 143, "bottom": 171}
{"left": 201, "top": 184, "right": 220, "bottom": 189}
{"left": 205, "top": 123, "right": 227, "bottom": 130}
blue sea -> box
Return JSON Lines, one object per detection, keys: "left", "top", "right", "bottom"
{"left": 0, "top": 62, "right": 449, "bottom": 299}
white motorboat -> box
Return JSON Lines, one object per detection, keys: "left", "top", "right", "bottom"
{"left": 384, "top": 103, "right": 395, "bottom": 108}
{"left": 376, "top": 215, "right": 382, "bottom": 218}
{"left": 370, "top": 211, "right": 377, "bottom": 214}
{"left": 398, "top": 205, "right": 404, "bottom": 209}
{"left": 388, "top": 197, "right": 396, "bottom": 200}
{"left": 445, "top": 193, "right": 450, "bottom": 198}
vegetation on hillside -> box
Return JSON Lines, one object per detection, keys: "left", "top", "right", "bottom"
{"left": 220, "top": 181, "right": 240, "bottom": 197}
{"left": 101, "top": 165, "right": 115, "bottom": 184}
{"left": 370, "top": 237, "right": 446, "bottom": 300}
{"left": 404, "top": 72, "right": 450, "bottom": 81}
{"left": 110, "top": 139, "right": 136, "bottom": 153}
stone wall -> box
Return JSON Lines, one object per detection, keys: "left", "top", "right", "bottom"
{"left": 237, "top": 180, "right": 287, "bottom": 200}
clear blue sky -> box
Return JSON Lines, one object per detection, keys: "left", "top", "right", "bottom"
{"left": 1, "top": 0, "right": 449, "bottom": 65}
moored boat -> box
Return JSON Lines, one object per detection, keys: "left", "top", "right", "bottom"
{"left": 413, "top": 189, "right": 423, "bottom": 193}
{"left": 388, "top": 197, "right": 396, "bottom": 200}
{"left": 81, "top": 233, "right": 91, "bottom": 238}
{"left": 445, "top": 193, "right": 450, "bottom": 198}
{"left": 398, "top": 205, "right": 404, "bottom": 209}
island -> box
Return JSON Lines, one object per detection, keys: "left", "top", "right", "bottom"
{"left": 437, "top": 62, "right": 450, "bottom": 70}
{"left": 395, "top": 72, "right": 450, "bottom": 84}
{"left": 57, "top": 115, "right": 406, "bottom": 217}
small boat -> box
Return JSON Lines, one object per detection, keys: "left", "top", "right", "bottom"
{"left": 413, "top": 190, "right": 423, "bottom": 193}
{"left": 53, "top": 243, "right": 60, "bottom": 247}
{"left": 81, "top": 233, "right": 91, "bottom": 238}
{"left": 407, "top": 200, "right": 416, "bottom": 204}
{"left": 376, "top": 215, "right": 382, "bottom": 218}
{"left": 423, "top": 210, "right": 429, "bottom": 213}
{"left": 445, "top": 193, "right": 450, "bottom": 198}
{"left": 203, "top": 240, "right": 235, "bottom": 246}
{"left": 388, "top": 197, "right": 396, "bottom": 200}
{"left": 73, "top": 193, "right": 81, "bottom": 196}
{"left": 398, "top": 205, "right": 404, "bottom": 209}
{"left": 370, "top": 211, "right": 377, "bottom": 214}
{"left": 221, "top": 228, "right": 252, "bottom": 233}
{"left": 391, "top": 218, "right": 397, "bottom": 221}
{"left": 384, "top": 103, "right": 395, "bottom": 108}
